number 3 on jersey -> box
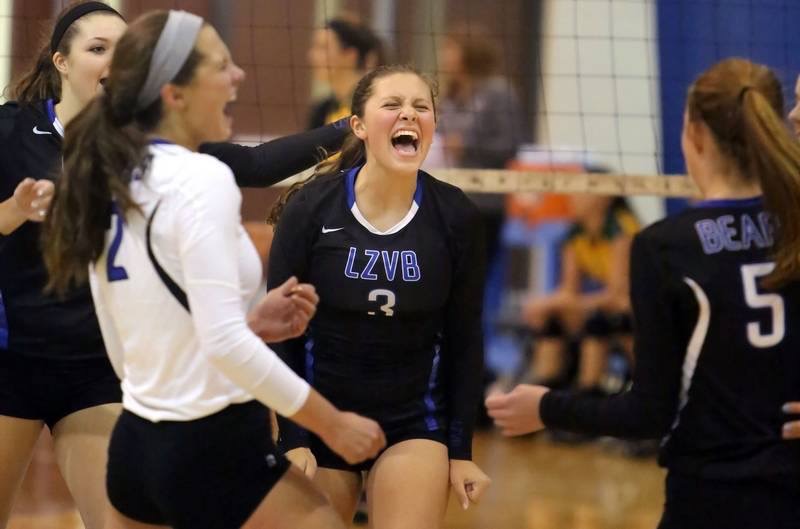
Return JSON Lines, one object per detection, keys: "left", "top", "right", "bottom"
{"left": 741, "top": 263, "right": 784, "bottom": 348}
{"left": 107, "top": 209, "right": 129, "bottom": 282}
{"left": 368, "top": 289, "right": 395, "bottom": 317}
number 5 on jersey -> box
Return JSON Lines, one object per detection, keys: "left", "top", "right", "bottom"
{"left": 741, "top": 263, "right": 784, "bottom": 348}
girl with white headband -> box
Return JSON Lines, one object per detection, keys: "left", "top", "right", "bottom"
{"left": 42, "top": 9, "right": 384, "bottom": 529}
{"left": 0, "top": 1, "right": 351, "bottom": 527}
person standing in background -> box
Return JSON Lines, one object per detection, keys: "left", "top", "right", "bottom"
{"left": 307, "top": 17, "right": 386, "bottom": 130}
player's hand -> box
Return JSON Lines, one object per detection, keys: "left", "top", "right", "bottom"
{"left": 13, "top": 178, "right": 54, "bottom": 222}
{"left": 248, "top": 276, "right": 319, "bottom": 342}
{"left": 285, "top": 447, "right": 318, "bottom": 478}
{"left": 449, "top": 459, "right": 491, "bottom": 510}
{"left": 782, "top": 402, "right": 800, "bottom": 439}
{"left": 485, "top": 384, "right": 550, "bottom": 436}
{"left": 322, "top": 411, "right": 386, "bottom": 464}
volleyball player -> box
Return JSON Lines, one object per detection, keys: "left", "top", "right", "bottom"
{"left": 0, "top": 2, "right": 348, "bottom": 528}
{"left": 268, "top": 65, "right": 491, "bottom": 528}
{"left": 487, "top": 58, "right": 800, "bottom": 528}
{"left": 780, "top": 75, "right": 800, "bottom": 441}
{"left": 41, "top": 10, "right": 385, "bottom": 529}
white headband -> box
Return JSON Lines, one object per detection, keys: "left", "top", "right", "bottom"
{"left": 136, "top": 10, "right": 204, "bottom": 110}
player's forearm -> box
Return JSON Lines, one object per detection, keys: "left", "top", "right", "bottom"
{"left": 201, "top": 120, "right": 349, "bottom": 188}
{"left": 0, "top": 196, "right": 26, "bottom": 235}
{"left": 446, "top": 336, "right": 483, "bottom": 460}
{"left": 540, "top": 386, "right": 675, "bottom": 439}
{"left": 285, "top": 388, "right": 346, "bottom": 443}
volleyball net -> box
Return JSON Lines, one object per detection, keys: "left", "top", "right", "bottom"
{"left": 6, "top": 1, "right": 800, "bottom": 199}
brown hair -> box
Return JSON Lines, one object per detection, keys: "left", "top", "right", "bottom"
{"left": 7, "top": 1, "right": 124, "bottom": 103}
{"left": 267, "top": 64, "right": 437, "bottom": 225}
{"left": 326, "top": 18, "right": 386, "bottom": 70}
{"left": 43, "top": 10, "right": 203, "bottom": 295}
{"left": 687, "top": 57, "right": 800, "bottom": 288}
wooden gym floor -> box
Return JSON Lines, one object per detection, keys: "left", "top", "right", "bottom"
{"left": 9, "top": 430, "right": 665, "bottom": 529}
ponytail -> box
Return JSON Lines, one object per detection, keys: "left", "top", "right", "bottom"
{"left": 687, "top": 58, "right": 800, "bottom": 288}
{"left": 6, "top": 44, "right": 62, "bottom": 103}
{"left": 739, "top": 90, "right": 800, "bottom": 288}
{"left": 42, "top": 94, "right": 148, "bottom": 295}
{"left": 42, "top": 10, "right": 201, "bottom": 295}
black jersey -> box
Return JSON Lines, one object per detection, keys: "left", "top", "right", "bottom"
{"left": 0, "top": 99, "right": 347, "bottom": 359}
{"left": 269, "top": 167, "right": 485, "bottom": 460}
{"left": 541, "top": 197, "right": 800, "bottom": 481}
{"left": 0, "top": 100, "right": 103, "bottom": 358}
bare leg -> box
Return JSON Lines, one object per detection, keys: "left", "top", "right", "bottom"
{"left": 242, "top": 465, "right": 347, "bottom": 529}
{"left": 52, "top": 403, "right": 122, "bottom": 529}
{"left": 366, "top": 439, "right": 449, "bottom": 529}
{"left": 529, "top": 338, "right": 566, "bottom": 382}
{"left": 311, "top": 468, "right": 362, "bottom": 523}
{"left": 577, "top": 337, "right": 609, "bottom": 389}
{"left": 0, "top": 416, "right": 43, "bottom": 528}
{"left": 619, "top": 335, "right": 635, "bottom": 366}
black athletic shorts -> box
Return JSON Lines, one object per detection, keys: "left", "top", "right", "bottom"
{"left": 0, "top": 352, "right": 121, "bottom": 429}
{"left": 658, "top": 471, "right": 800, "bottom": 529}
{"left": 107, "top": 401, "right": 290, "bottom": 529}
{"left": 308, "top": 405, "right": 448, "bottom": 473}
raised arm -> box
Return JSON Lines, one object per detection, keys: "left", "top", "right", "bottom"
{"left": 543, "top": 233, "right": 684, "bottom": 437}
{"left": 200, "top": 119, "right": 349, "bottom": 188}
{"left": 488, "top": 233, "right": 685, "bottom": 439}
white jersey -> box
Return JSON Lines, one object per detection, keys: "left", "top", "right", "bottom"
{"left": 90, "top": 142, "right": 309, "bottom": 422}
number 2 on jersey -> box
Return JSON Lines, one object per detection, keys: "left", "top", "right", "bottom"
{"left": 740, "top": 263, "right": 784, "bottom": 348}
{"left": 107, "top": 209, "right": 129, "bottom": 282}
{"left": 368, "top": 289, "right": 395, "bottom": 317}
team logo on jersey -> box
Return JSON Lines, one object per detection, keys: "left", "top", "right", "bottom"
{"left": 32, "top": 126, "right": 52, "bottom": 135}
{"left": 344, "top": 247, "right": 421, "bottom": 282}
{"left": 694, "top": 212, "right": 775, "bottom": 254}
{"left": 322, "top": 226, "right": 344, "bottom": 234}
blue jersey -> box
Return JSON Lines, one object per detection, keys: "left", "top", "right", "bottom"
{"left": 0, "top": 100, "right": 104, "bottom": 358}
{"left": 542, "top": 197, "right": 800, "bottom": 481}
{"left": 269, "top": 167, "right": 485, "bottom": 460}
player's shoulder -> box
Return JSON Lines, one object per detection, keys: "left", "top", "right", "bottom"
{"left": 420, "top": 170, "right": 480, "bottom": 223}
{"left": 633, "top": 215, "right": 676, "bottom": 250}
{"left": 153, "top": 144, "right": 233, "bottom": 183}
{"left": 0, "top": 100, "right": 23, "bottom": 121}
{"left": 633, "top": 205, "right": 717, "bottom": 261}
{"left": 0, "top": 101, "right": 34, "bottom": 140}
{"left": 287, "top": 170, "right": 346, "bottom": 211}
{"left": 149, "top": 144, "right": 237, "bottom": 205}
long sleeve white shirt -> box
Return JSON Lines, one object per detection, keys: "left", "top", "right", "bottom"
{"left": 90, "top": 142, "right": 309, "bottom": 422}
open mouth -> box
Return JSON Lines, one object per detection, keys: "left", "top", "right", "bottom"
{"left": 391, "top": 129, "right": 419, "bottom": 155}
{"left": 223, "top": 100, "right": 236, "bottom": 118}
